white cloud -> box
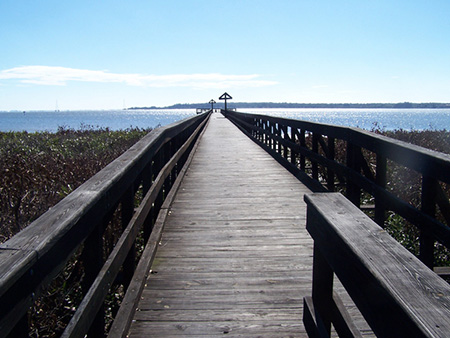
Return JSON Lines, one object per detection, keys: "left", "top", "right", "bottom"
{"left": 0, "top": 66, "right": 277, "bottom": 88}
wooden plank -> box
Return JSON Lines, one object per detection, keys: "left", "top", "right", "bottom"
{"left": 129, "top": 321, "right": 305, "bottom": 337}
{"left": 133, "top": 307, "right": 302, "bottom": 322}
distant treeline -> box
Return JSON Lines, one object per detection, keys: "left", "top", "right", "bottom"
{"left": 128, "top": 102, "right": 450, "bottom": 110}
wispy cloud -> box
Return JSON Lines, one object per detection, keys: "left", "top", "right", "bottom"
{"left": 0, "top": 66, "right": 277, "bottom": 88}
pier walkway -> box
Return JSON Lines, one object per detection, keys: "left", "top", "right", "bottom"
{"left": 128, "top": 113, "right": 313, "bottom": 336}
{"left": 4, "top": 110, "right": 449, "bottom": 337}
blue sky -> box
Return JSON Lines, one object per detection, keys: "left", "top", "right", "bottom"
{"left": 1, "top": 0, "right": 449, "bottom": 110}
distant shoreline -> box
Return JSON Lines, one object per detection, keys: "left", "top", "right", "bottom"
{"left": 128, "top": 102, "right": 450, "bottom": 110}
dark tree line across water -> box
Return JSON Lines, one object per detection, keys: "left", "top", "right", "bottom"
{"left": 129, "top": 102, "right": 450, "bottom": 110}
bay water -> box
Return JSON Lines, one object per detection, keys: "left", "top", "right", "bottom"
{"left": 1, "top": 108, "right": 450, "bottom": 132}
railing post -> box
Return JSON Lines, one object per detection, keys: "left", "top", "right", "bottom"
{"left": 170, "top": 139, "right": 177, "bottom": 186}
{"left": 143, "top": 161, "right": 153, "bottom": 243}
{"left": 312, "top": 133, "right": 319, "bottom": 181}
{"left": 258, "top": 118, "right": 262, "bottom": 142}
{"left": 311, "top": 244, "right": 333, "bottom": 336}
{"left": 153, "top": 149, "right": 164, "bottom": 224}
{"left": 282, "top": 125, "right": 289, "bottom": 160}
{"left": 375, "top": 154, "right": 387, "bottom": 227}
{"left": 275, "top": 123, "right": 280, "bottom": 155}
{"left": 267, "top": 121, "right": 274, "bottom": 149}
{"left": 291, "top": 128, "right": 297, "bottom": 167}
{"left": 81, "top": 222, "right": 105, "bottom": 337}
{"left": 420, "top": 175, "right": 438, "bottom": 268}
{"left": 256, "top": 118, "right": 260, "bottom": 142}
{"left": 121, "top": 187, "right": 135, "bottom": 289}
{"left": 300, "top": 130, "right": 306, "bottom": 172}
{"left": 327, "top": 137, "right": 335, "bottom": 191}
{"left": 346, "top": 142, "right": 361, "bottom": 207}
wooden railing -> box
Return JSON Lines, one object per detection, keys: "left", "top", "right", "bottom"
{"left": 224, "top": 110, "right": 450, "bottom": 270}
{"left": 304, "top": 193, "right": 450, "bottom": 337}
{"left": 0, "top": 111, "right": 211, "bottom": 337}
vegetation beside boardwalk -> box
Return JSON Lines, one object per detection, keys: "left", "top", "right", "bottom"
{"left": 374, "top": 129, "right": 450, "bottom": 267}
{"left": 0, "top": 125, "right": 152, "bottom": 336}
{"left": 0, "top": 125, "right": 152, "bottom": 243}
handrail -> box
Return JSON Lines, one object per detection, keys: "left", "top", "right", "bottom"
{"left": 223, "top": 110, "right": 450, "bottom": 269}
{"left": 304, "top": 193, "right": 450, "bottom": 337}
{"left": 0, "top": 111, "right": 211, "bottom": 337}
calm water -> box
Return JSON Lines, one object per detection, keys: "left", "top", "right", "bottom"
{"left": 1, "top": 108, "right": 450, "bottom": 132}
{"left": 240, "top": 108, "right": 450, "bottom": 131}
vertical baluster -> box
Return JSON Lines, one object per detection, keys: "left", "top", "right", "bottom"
{"left": 291, "top": 128, "right": 297, "bottom": 167}
{"left": 300, "top": 129, "right": 306, "bottom": 172}
{"left": 420, "top": 175, "right": 437, "bottom": 268}
{"left": 327, "top": 137, "right": 335, "bottom": 191}
{"left": 312, "top": 133, "right": 319, "bottom": 181}
{"left": 277, "top": 124, "right": 282, "bottom": 156}
{"left": 346, "top": 142, "right": 361, "bottom": 207}
{"left": 153, "top": 149, "right": 164, "bottom": 224}
{"left": 311, "top": 244, "right": 333, "bottom": 336}
{"left": 253, "top": 118, "right": 264, "bottom": 143}
{"left": 81, "top": 223, "right": 104, "bottom": 337}
{"left": 163, "top": 142, "right": 172, "bottom": 199}
{"left": 282, "top": 125, "right": 288, "bottom": 160}
{"left": 272, "top": 123, "right": 276, "bottom": 154}
{"left": 259, "top": 118, "right": 262, "bottom": 141}
{"left": 121, "top": 187, "right": 135, "bottom": 289}
{"left": 375, "top": 154, "right": 387, "bottom": 227}
{"left": 170, "top": 139, "right": 177, "bottom": 186}
{"left": 143, "top": 161, "right": 153, "bottom": 243}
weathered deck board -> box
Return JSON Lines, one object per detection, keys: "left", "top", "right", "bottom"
{"left": 127, "top": 113, "right": 366, "bottom": 337}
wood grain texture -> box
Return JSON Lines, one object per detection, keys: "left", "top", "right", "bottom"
{"left": 305, "top": 193, "right": 450, "bottom": 338}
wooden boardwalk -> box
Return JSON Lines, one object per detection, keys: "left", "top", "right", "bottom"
{"left": 128, "top": 113, "right": 313, "bottom": 337}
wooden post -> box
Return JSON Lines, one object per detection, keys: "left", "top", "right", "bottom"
{"left": 312, "top": 133, "right": 319, "bottom": 181}
{"left": 420, "top": 175, "right": 438, "bottom": 268}
{"left": 346, "top": 142, "right": 361, "bottom": 207}
{"left": 275, "top": 123, "right": 280, "bottom": 155}
{"left": 121, "top": 187, "right": 135, "bottom": 289}
{"left": 259, "top": 118, "right": 263, "bottom": 142}
{"left": 300, "top": 130, "right": 306, "bottom": 172}
{"left": 311, "top": 244, "right": 333, "bottom": 336}
{"left": 269, "top": 121, "right": 274, "bottom": 149}
{"left": 327, "top": 137, "right": 335, "bottom": 191}
{"left": 154, "top": 149, "right": 164, "bottom": 224}
{"left": 283, "top": 125, "right": 289, "bottom": 160}
{"left": 375, "top": 154, "right": 387, "bottom": 227}
{"left": 143, "top": 161, "right": 153, "bottom": 243}
{"left": 291, "top": 128, "right": 298, "bottom": 167}
{"left": 81, "top": 223, "right": 104, "bottom": 337}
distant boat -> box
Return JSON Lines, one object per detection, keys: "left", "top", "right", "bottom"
{"left": 55, "top": 100, "right": 60, "bottom": 112}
